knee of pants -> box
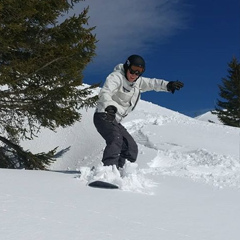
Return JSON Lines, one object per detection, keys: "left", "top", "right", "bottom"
{"left": 107, "top": 134, "right": 123, "bottom": 147}
{"left": 128, "top": 142, "right": 138, "bottom": 162}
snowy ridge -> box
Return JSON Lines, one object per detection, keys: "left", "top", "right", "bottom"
{"left": 195, "top": 110, "right": 222, "bottom": 124}
{"left": 122, "top": 101, "right": 240, "bottom": 190}
{"left": 20, "top": 97, "right": 240, "bottom": 191}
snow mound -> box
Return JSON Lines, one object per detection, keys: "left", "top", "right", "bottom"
{"left": 78, "top": 161, "right": 157, "bottom": 195}
{"left": 146, "top": 148, "right": 240, "bottom": 189}
{"left": 195, "top": 111, "right": 222, "bottom": 124}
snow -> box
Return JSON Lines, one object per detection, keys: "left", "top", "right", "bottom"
{"left": 195, "top": 111, "right": 222, "bottom": 124}
{"left": 1, "top": 90, "right": 240, "bottom": 240}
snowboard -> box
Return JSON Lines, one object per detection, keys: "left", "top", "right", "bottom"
{"left": 88, "top": 180, "right": 119, "bottom": 189}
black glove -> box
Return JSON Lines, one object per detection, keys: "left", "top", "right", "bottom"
{"left": 167, "top": 81, "right": 184, "bottom": 94}
{"left": 104, "top": 105, "right": 117, "bottom": 122}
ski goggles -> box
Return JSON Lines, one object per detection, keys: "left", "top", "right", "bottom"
{"left": 129, "top": 65, "right": 144, "bottom": 76}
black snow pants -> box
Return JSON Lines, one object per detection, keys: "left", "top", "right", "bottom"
{"left": 93, "top": 112, "right": 138, "bottom": 168}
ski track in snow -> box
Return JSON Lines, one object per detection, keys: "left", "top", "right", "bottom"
{"left": 122, "top": 111, "right": 240, "bottom": 190}
{"left": 77, "top": 108, "right": 240, "bottom": 194}
{"left": 21, "top": 98, "right": 240, "bottom": 194}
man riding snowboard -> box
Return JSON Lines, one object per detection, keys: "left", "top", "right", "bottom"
{"left": 94, "top": 54, "right": 184, "bottom": 169}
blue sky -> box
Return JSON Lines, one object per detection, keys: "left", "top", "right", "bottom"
{"left": 69, "top": 0, "right": 240, "bottom": 117}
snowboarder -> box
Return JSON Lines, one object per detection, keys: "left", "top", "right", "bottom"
{"left": 94, "top": 54, "right": 184, "bottom": 169}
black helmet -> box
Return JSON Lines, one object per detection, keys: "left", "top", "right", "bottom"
{"left": 123, "top": 54, "right": 145, "bottom": 73}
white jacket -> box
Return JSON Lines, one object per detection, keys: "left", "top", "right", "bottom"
{"left": 96, "top": 64, "right": 170, "bottom": 122}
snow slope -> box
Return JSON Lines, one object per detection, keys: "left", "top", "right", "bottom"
{"left": 1, "top": 95, "right": 240, "bottom": 240}
{"left": 195, "top": 111, "right": 222, "bottom": 124}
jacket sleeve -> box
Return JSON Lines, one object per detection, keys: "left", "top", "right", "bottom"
{"left": 97, "top": 72, "right": 121, "bottom": 110}
{"left": 139, "top": 77, "right": 169, "bottom": 92}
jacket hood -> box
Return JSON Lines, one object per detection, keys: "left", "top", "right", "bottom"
{"left": 113, "top": 64, "right": 125, "bottom": 75}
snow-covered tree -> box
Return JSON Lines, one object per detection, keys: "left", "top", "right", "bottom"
{"left": 0, "top": 0, "right": 97, "bottom": 169}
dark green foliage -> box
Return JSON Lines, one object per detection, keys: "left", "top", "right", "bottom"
{"left": 0, "top": 136, "right": 57, "bottom": 170}
{"left": 0, "top": 0, "right": 98, "bottom": 169}
{"left": 213, "top": 57, "right": 240, "bottom": 127}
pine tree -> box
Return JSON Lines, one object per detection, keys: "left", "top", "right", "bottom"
{"left": 213, "top": 57, "right": 240, "bottom": 127}
{"left": 0, "top": 0, "right": 98, "bottom": 169}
